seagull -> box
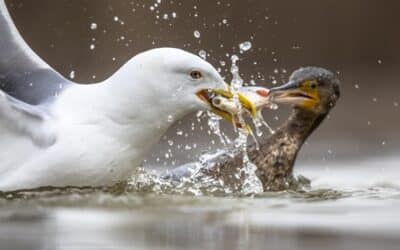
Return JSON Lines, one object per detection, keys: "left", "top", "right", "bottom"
{"left": 0, "top": 1, "right": 254, "bottom": 191}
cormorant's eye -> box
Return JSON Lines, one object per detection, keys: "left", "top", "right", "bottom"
{"left": 310, "top": 82, "right": 317, "bottom": 89}
{"left": 190, "top": 70, "right": 203, "bottom": 80}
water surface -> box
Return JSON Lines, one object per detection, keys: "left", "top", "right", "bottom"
{"left": 1, "top": 154, "right": 399, "bottom": 250}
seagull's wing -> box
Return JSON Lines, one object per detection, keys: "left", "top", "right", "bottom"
{"left": 0, "top": 0, "right": 71, "bottom": 105}
{"left": 0, "top": 90, "right": 56, "bottom": 148}
{"left": 0, "top": 89, "right": 57, "bottom": 175}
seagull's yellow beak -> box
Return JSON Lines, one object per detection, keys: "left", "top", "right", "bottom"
{"left": 196, "top": 83, "right": 259, "bottom": 128}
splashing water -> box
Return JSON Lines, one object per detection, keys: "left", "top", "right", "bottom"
{"left": 133, "top": 50, "right": 277, "bottom": 196}
{"left": 206, "top": 111, "right": 230, "bottom": 145}
{"left": 226, "top": 54, "right": 264, "bottom": 194}
{"left": 198, "top": 50, "right": 207, "bottom": 59}
{"left": 230, "top": 55, "right": 242, "bottom": 92}
{"left": 193, "top": 30, "right": 201, "bottom": 39}
{"left": 252, "top": 110, "right": 275, "bottom": 136}
{"left": 239, "top": 41, "right": 252, "bottom": 52}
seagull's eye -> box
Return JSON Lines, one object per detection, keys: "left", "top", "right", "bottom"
{"left": 190, "top": 70, "right": 203, "bottom": 80}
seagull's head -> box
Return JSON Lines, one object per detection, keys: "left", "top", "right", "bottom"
{"left": 119, "top": 48, "right": 255, "bottom": 123}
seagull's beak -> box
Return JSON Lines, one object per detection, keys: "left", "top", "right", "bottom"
{"left": 196, "top": 83, "right": 259, "bottom": 127}
{"left": 269, "top": 80, "right": 319, "bottom": 109}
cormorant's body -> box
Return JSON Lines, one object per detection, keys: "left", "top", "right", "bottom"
{"left": 194, "top": 108, "right": 328, "bottom": 191}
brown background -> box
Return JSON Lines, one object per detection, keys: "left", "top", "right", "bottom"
{"left": 5, "top": 0, "right": 400, "bottom": 166}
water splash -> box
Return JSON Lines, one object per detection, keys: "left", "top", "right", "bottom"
{"left": 90, "top": 23, "right": 98, "bottom": 30}
{"left": 230, "top": 55, "right": 242, "bottom": 92}
{"left": 225, "top": 55, "right": 264, "bottom": 194}
{"left": 198, "top": 50, "right": 207, "bottom": 59}
{"left": 253, "top": 110, "right": 275, "bottom": 136}
{"left": 239, "top": 41, "right": 252, "bottom": 53}
{"left": 206, "top": 111, "right": 231, "bottom": 145}
{"left": 134, "top": 51, "right": 275, "bottom": 196}
{"left": 193, "top": 30, "right": 201, "bottom": 39}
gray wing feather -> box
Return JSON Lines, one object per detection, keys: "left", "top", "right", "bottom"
{"left": 0, "top": 0, "right": 71, "bottom": 105}
{"left": 0, "top": 90, "right": 56, "bottom": 147}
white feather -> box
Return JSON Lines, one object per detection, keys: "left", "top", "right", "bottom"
{"left": 0, "top": 48, "right": 225, "bottom": 191}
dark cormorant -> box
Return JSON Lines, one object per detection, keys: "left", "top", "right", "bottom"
{"left": 167, "top": 67, "right": 341, "bottom": 192}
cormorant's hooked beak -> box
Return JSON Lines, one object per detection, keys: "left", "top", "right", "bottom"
{"left": 269, "top": 80, "right": 319, "bottom": 108}
{"left": 196, "top": 83, "right": 258, "bottom": 127}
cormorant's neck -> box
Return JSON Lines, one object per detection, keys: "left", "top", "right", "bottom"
{"left": 248, "top": 107, "right": 327, "bottom": 191}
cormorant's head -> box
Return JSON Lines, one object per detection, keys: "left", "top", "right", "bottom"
{"left": 269, "top": 67, "right": 340, "bottom": 114}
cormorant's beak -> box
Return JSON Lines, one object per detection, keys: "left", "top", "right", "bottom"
{"left": 269, "top": 80, "right": 319, "bottom": 108}
{"left": 196, "top": 83, "right": 258, "bottom": 127}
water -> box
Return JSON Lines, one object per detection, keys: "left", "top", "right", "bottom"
{"left": 1, "top": 155, "right": 400, "bottom": 250}
{"left": 239, "top": 41, "right": 252, "bottom": 52}
{"left": 193, "top": 30, "right": 201, "bottom": 39}
{"left": 198, "top": 49, "right": 207, "bottom": 59}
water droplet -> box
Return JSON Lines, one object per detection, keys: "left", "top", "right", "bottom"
{"left": 207, "top": 111, "right": 228, "bottom": 145}
{"left": 354, "top": 84, "right": 359, "bottom": 89}
{"left": 230, "top": 55, "right": 243, "bottom": 91}
{"left": 89, "top": 44, "right": 95, "bottom": 50}
{"left": 377, "top": 59, "right": 382, "bottom": 64}
{"left": 198, "top": 50, "right": 207, "bottom": 59}
{"left": 269, "top": 103, "right": 279, "bottom": 110}
{"left": 252, "top": 110, "right": 275, "bottom": 136}
{"left": 193, "top": 30, "right": 201, "bottom": 38}
{"left": 231, "top": 54, "right": 239, "bottom": 63}
{"left": 113, "top": 16, "right": 119, "bottom": 22}
{"left": 163, "top": 13, "right": 168, "bottom": 20}
{"left": 167, "top": 115, "right": 174, "bottom": 122}
{"left": 239, "top": 41, "right": 252, "bottom": 52}
{"left": 291, "top": 45, "right": 301, "bottom": 50}
{"left": 168, "top": 140, "right": 174, "bottom": 146}
{"left": 90, "top": 22, "right": 97, "bottom": 30}
{"left": 172, "top": 12, "right": 177, "bottom": 18}
{"left": 69, "top": 70, "right": 75, "bottom": 79}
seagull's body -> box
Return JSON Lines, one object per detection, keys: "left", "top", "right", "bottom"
{"left": 0, "top": 2, "right": 226, "bottom": 191}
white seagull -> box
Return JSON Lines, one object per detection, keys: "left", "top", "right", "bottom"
{"left": 0, "top": 1, "right": 254, "bottom": 191}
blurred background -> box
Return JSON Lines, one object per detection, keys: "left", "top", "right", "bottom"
{"left": 2, "top": 2, "right": 400, "bottom": 250}
{"left": 5, "top": 0, "right": 400, "bottom": 168}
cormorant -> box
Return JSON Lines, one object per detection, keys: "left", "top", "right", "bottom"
{"left": 167, "top": 67, "right": 341, "bottom": 192}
